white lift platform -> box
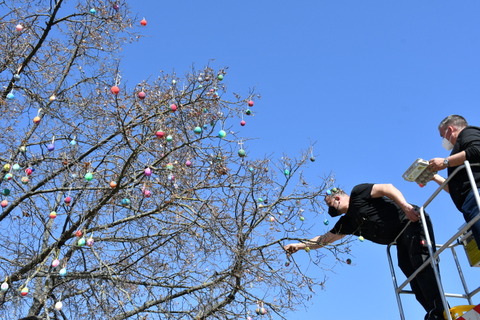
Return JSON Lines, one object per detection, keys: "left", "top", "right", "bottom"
{"left": 388, "top": 161, "right": 480, "bottom": 320}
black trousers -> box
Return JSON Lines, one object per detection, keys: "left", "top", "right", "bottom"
{"left": 396, "top": 216, "right": 444, "bottom": 317}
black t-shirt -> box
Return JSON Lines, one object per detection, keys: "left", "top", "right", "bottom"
{"left": 329, "top": 184, "right": 410, "bottom": 245}
{"left": 447, "top": 126, "right": 480, "bottom": 210}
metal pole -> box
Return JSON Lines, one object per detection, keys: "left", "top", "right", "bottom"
{"left": 387, "top": 244, "right": 406, "bottom": 320}
{"left": 419, "top": 206, "right": 452, "bottom": 320}
{"left": 450, "top": 245, "right": 473, "bottom": 305}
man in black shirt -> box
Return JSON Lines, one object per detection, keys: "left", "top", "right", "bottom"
{"left": 284, "top": 183, "right": 444, "bottom": 320}
{"left": 428, "top": 115, "right": 480, "bottom": 249}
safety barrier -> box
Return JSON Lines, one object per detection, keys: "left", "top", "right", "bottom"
{"left": 387, "top": 161, "right": 480, "bottom": 320}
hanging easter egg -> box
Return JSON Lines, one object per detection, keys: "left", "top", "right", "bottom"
{"left": 6, "top": 92, "right": 15, "bottom": 100}
{"left": 258, "top": 197, "right": 264, "bottom": 202}
{"left": 2, "top": 164, "right": 10, "bottom": 171}
{"left": 2, "top": 189, "right": 10, "bottom": 196}
{"left": 310, "top": 156, "right": 316, "bottom": 162}
{"left": 113, "top": 3, "right": 119, "bottom": 11}
{"left": 260, "top": 308, "right": 267, "bottom": 315}
{"left": 299, "top": 216, "right": 305, "bottom": 221}
{"left": 323, "top": 219, "right": 329, "bottom": 225}
{"left": 140, "top": 18, "right": 147, "bottom": 26}
{"left": 1, "top": 200, "right": 8, "bottom": 208}
{"left": 12, "top": 163, "right": 20, "bottom": 171}
{"left": 89, "top": 8, "right": 96, "bottom": 14}
{"left": 170, "top": 104, "right": 177, "bottom": 112}
{"left": 13, "top": 74, "right": 20, "bottom": 81}
{"left": 70, "top": 139, "right": 77, "bottom": 146}
{"left": 59, "top": 267, "right": 67, "bottom": 277}
{"left": 15, "top": 24, "right": 24, "bottom": 32}
{"left": 358, "top": 236, "right": 365, "bottom": 242}
{"left": 247, "top": 317, "right": 253, "bottom": 320}
{"left": 217, "top": 74, "right": 224, "bottom": 81}
{"left": 47, "top": 143, "right": 55, "bottom": 151}
{"left": 20, "top": 287, "right": 29, "bottom": 296}
{"left": 121, "top": 198, "right": 131, "bottom": 206}
{"left": 77, "top": 237, "right": 86, "bottom": 246}
{"left": 218, "top": 130, "right": 227, "bottom": 138}
{"left": 3, "top": 173, "right": 13, "bottom": 181}
{"left": 25, "top": 168, "right": 33, "bottom": 175}
{"left": 33, "top": 116, "right": 41, "bottom": 124}
{"left": 86, "top": 237, "right": 94, "bottom": 246}
{"left": 142, "top": 189, "right": 152, "bottom": 197}
{"left": 346, "top": 258, "right": 352, "bottom": 265}
{"left": 64, "top": 196, "right": 72, "bottom": 205}
{"left": 49, "top": 211, "right": 57, "bottom": 219}
{"left": 155, "top": 131, "right": 165, "bottom": 138}
{"left": 245, "top": 109, "right": 252, "bottom": 115}
{"left": 238, "top": 149, "right": 246, "bottom": 157}
{"left": 51, "top": 259, "right": 60, "bottom": 268}
{"left": 21, "top": 176, "right": 29, "bottom": 184}
{"left": 167, "top": 173, "right": 175, "bottom": 181}
{"left": 248, "top": 100, "right": 254, "bottom": 107}
{"left": 75, "top": 230, "right": 83, "bottom": 237}
{"left": 269, "top": 216, "right": 275, "bottom": 222}
{"left": 19, "top": 145, "right": 27, "bottom": 152}
{"left": 194, "top": 126, "right": 202, "bottom": 134}
{"left": 305, "top": 247, "right": 311, "bottom": 252}
{"left": 110, "top": 86, "right": 120, "bottom": 95}
{"left": 137, "top": 91, "right": 146, "bottom": 99}
{"left": 185, "top": 160, "right": 192, "bottom": 167}
{"left": 172, "top": 79, "right": 177, "bottom": 85}
{"left": 144, "top": 167, "right": 152, "bottom": 176}
{"left": 49, "top": 95, "right": 56, "bottom": 101}
{"left": 84, "top": 172, "right": 93, "bottom": 181}
{"left": 166, "top": 135, "right": 173, "bottom": 142}
{"left": 284, "top": 169, "right": 290, "bottom": 176}
{"left": 54, "top": 301, "right": 63, "bottom": 310}
{"left": 248, "top": 166, "right": 254, "bottom": 172}
{"left": 240, "top": 120, "right": 246, "bottom": 126}
{"left": 166, "top": 163, "right": 173, "bottom": 170}
{"left": 109, "top": 181, "right": 117, "bottom": 188}
{"left": 285, "top": 261, "right": 290, "bottom": 267}
{"left": 1, "top": 282, "right": 8, "bottom": 291}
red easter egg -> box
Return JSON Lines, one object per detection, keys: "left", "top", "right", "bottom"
{"left": 248, "top": 100, "right": 254, "bottom": 107}
{"left": 140, "top": 18, "right": 147, "bottom": 26}
{"left": 109, "top": 181, "right": 117, "bottom": 188}
{"left": 1, "top": 200, "right": 8, "bottom": 208}
{"left": 170, "top": 104, "right": 177, "bottom": 112}
{"left": 240, "top": 120, "right": 246, "bottom": 126}
{"left": 15, "top": 24, "right": 23, "bottom": 32}
{"left": 64, "top": 196, "right": 72, "bottom": 204}
{"left": 110, "top": 86, "right": 120, "bottom": 95}
{"left": 33, "top": 116, "right": 41, "bottom": 124}
{"left": 155, "top": 131, "right": 165, "bottom": 138}
{"left": 75, "top": 230, "right": 83, "bottom": 237}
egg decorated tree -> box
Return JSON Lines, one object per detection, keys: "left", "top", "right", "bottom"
{"left": 0, "top": 1, "right": 341, "bottom": 319}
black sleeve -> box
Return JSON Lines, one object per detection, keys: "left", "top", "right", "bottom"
{"left": 329, "top": 216, "right": 354, "bottom": 235}
{"left": 461, "top": 127, "right": 480, "bottom": 163}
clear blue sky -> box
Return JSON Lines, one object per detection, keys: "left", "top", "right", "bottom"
{"left": 121, "top": 1, "right": 480, "bottom": 319}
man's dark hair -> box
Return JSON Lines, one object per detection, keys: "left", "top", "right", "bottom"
{"left": 438, "top": 115, "right": 468, "bottom": 131}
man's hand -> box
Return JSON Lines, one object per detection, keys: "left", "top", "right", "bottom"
{"left": 284, "top": 243, "right": 304, "bottom": 254}
{"left": 428, "top": 158, "right": 447, "bottom": 171}
{"left": 403, "top": 204, "right": 420, "bottom": 222}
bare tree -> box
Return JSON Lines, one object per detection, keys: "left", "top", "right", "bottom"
{"left": 0, "top": 1, "right": 347, "bottom": 319}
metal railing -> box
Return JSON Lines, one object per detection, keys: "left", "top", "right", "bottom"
{"left": 387, "top": 161, "right": 480, "bottom": 320}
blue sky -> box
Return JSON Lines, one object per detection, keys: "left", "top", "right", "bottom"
{"left": 121, "top": 1, "right": 480, "bottom": 319}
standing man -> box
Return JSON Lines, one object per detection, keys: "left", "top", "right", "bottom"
{"left": 284, "top": 183, "right": 444, "bottom": 320}
{"left": 428, "top": 115, "right": 480, "bottom": 249}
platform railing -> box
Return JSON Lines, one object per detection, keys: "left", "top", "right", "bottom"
{"left": 387, "top": 161, "right": 480, "bottom": 320}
